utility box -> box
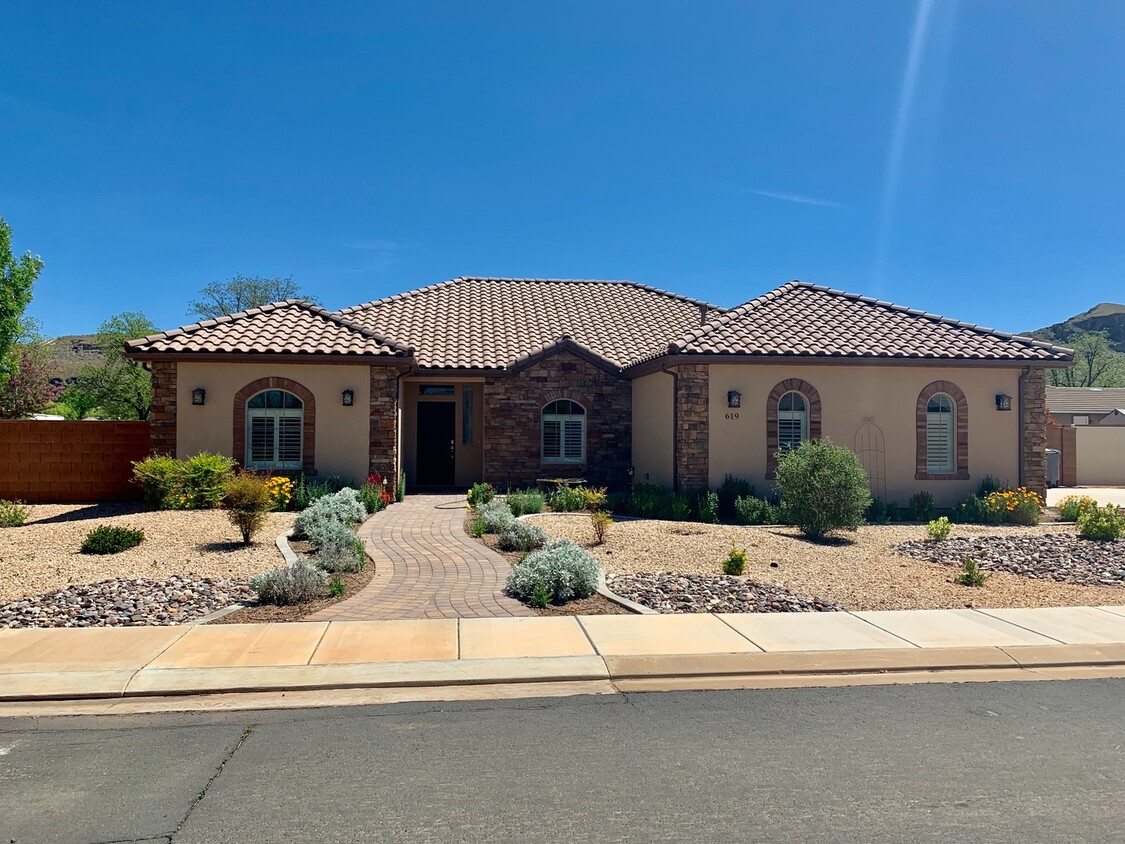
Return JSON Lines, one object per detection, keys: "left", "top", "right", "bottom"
{"left": 1045, "top": 448, "right": 1061, "bottom": 488}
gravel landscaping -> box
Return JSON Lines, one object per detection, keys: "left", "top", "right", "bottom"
{"left": 0, "top": 503, "right": 296, "bottom": 604}
{"left": 0, "top": 576, "right": 253, "bottom": 628}
{"left": 530, "top": 514, "right": 1125, "bottom": 612}
{"left": 895, "top": 534, "right": 1125, "bottom": 587}
{"left": 607, "top": 572, "right": 843, "bottom": 614}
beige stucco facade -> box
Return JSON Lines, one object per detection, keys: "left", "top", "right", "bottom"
{"left": 176, "top": 362, "right": 372, "bottom": 482}
{"left": 631, "top": 372, "right": 675, "bottom": 487}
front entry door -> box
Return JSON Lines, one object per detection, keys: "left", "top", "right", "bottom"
{"left": 416, "top": 402, "right": 456, "bottom": 486}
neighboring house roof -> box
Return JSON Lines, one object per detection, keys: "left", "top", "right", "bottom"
{"left": 337, "top": 277, "right": 719, "bottom": 370}
{"left": 124, "top": 300, "right": 412, "bottom": 358}
{"left": 667, "top": 282, "right": 1073, "bottom": 363}
{"left": 1046, "top": 386, "right": 1125, "bottom": 414}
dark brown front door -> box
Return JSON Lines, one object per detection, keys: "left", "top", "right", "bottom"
{"left": 416, "top": 402, "right": 456, "bottom": 486}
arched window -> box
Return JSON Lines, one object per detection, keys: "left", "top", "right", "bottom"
{"left": 777, "top": 391, "right": 809, "bottom": 451}
{"left": 246, "top": 390, "right": 304, "bottom": 469}
{"left": 925, "top": 393, "right": 956, "bottom": 474}
{"left": 542, "top": 399, "right": 586, "bottom": 463}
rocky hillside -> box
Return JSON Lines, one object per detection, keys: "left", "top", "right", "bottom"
{"left": 1033, "top": 303, "right": 1125, "bottom": 352}
{"left": 45, "top": 334, "right": 105, "bottom": 381}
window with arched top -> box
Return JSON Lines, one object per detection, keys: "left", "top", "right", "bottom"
{"left": 925, "top": 393, "right": 956, "bottom": 474}
{"left": 915, "top": 381, "right": 968, "bottom": 480}
{"left": 542, "top": 399, "right": 586, "bottom": 463}
{"left": 766, "top": 379, "right": 822, "bottom": 476}
{"left": 246, "top": 389, "right": 304, "bottom": 469}
{"left": 777, "top": 391, "right": 809, "bottom": 451}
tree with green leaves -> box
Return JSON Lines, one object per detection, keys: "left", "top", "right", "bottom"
{"left": 189, "top": 274, "right": 319, "bottom": 319}
{"left": 78, "top": 312, "right": 159, "bottom": 419}
{"left": 0, "top": 218, "right": 43, "bottom": 383}
{"left": 55, "top": 384, "right": 101, "bottom": 420}
{"left": 1049, "top": 331, "right": 1125, "bottom": 388}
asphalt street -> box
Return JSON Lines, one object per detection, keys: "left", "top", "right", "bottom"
{"left": 1, "top": 679, "right": 1123, "bottom": 843}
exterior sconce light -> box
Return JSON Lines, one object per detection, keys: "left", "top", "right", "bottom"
{"left": 191, "top": 388, "right": 206, "bottom": 406}
{"left": 727, "top": 390, "right": 742, "bottom": 409}
{"left": 995, "top": 393, "right": 1012, "bottom": 411}
{"left": 342, "top": 389, "right": 355, "bottom": 407}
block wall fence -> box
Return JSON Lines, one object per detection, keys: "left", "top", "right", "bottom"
{"left": 0, "top": 421, "right": 150, "bottom": 502}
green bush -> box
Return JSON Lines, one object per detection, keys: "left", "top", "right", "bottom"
{"left": 396, "top": 469, "right": 406, "bottom": 502}
{"left": 506, "top": 539, "right": 601, "bottom": 604}
{"left": 327, "top": 575, "right": 346, "bottom": 598}
{"left": 1057, "top": 495, "right": 1099, "bottom": 522}
{"left": 733, "top": 495, "right": 778, "bottom": 525}
{"left": 497, "top": 519, "right": 548, "bottom": 552}
{"left": 223, "top": 474, "right": 273, "bottom": 544}
{"left": 0, "top": 499, "right": 29, "bottom": 528}
{"left": 695, "top": 490, "right": 719, "bottom": 524}
{"left": 775, "top": 439, "right": 872, "bottom": 539}
{"left": 717, "top": 475, "right": 754, "bottom": 520}
{"left": 955, "top": 557, "right": 990, "bottom": 587}
{"left": 949, "top": 495, "right": 1005, "bottom": 525}
{"left": 506, "top": 489, "right": 545, "bottom": 516}
{"left": 925, "top": 516, "right": 952, "bottom": 541}
{"left": 977, "top": 475, "right": 1004, "bottom": 497}
{"left": 1078, "top": 504, "right": 1125, "bottom": 541}
{"left": 906, "top": 491, "right": 935, "bottom": 522}
{"left": 590, "top": 509, "right": 612, "bottom": 545}
{"left": 293, "top": 488, "right": 366, "bottom": 542}
{"left": 467, "top": 482, "right": 495, "bottom": 507}
{"left": 81, "top": 525, "right": 145, "bottom": 554}
{"left": 290, "top": 474, "right": 350, "bottom": 511}
{"left": 131, "top": 453, "right": 236, "bottom": 510}
{"left": 250, "top": 560, "right": 326, "bottom": 605}
{"left": 131, "top": 455, "right": 182, "bottom": 509}
{"left": 549, "top": 483, "right": 588, "bottom": 512}
{"left": 359, "top": 481, "right": 387, "bottom": 515}
{"left": 723, "top": 545, "right": 747, "bottom": 575}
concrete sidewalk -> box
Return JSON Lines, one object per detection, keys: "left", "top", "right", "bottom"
{"left": 2, "top": 606, "right": 1125, "bottom": 714}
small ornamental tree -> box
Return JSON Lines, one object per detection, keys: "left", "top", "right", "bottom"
{"left": 775, "top": 439, "right": 872, "bottom": 539}
{"left": 0, "top": 218, "right": 43, "bottom": 383}
{"left": 0, "top": 350, "right": 63, "bottom": 418}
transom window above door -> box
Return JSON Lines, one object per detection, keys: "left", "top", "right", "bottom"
{"left": 542, "top": 399, "right": 586, "bottom": 463}
{"left": 246, "top": 389, "right": 303, "bottom": 469}
{"left": 777, "top": 391, "right": 809, "bottom": 451}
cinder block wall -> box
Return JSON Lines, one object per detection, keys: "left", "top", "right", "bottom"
{"left": 0, "top": 421, "right": 150, "bottom": 502}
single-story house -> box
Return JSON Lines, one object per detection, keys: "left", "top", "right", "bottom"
{"left": 125, "top": 277, "right": 1074, "bottom": 506}
{"left": 1046, "top": 386, "right": 1125, "bottom": 427}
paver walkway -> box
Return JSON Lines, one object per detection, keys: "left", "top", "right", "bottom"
{"left": 306, "top": 495, "right": 535, "bottom": 621}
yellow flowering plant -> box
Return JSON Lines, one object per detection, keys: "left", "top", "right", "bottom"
{"left": 265, "top": 476, "right": 294, "bottom": 511}
{"left": 983, "top": 487, "right": 1042, "bottom": 526}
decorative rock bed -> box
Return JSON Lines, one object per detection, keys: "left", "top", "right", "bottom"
{"left": 0, "top": 576, "right": 254, "bottom": 628}
{"left": 606, "top": 572, "right": 844, "bottom": 614}
{"left": 895, "top": 534, "right": 1125, "bottom": 588}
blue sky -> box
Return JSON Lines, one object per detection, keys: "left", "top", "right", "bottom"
{"left": 2, "top": 1, "right": 1122, "bottom": 337}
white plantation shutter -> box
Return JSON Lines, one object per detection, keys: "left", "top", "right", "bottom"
{"left": 926, "top": 394, "right": 955, "bottom": 474}
{"left": 541, "top": 400, "right": 586, "bottom": 463}
{"left": 277, "top": 416, "right": 303, "bottom": 465}
{"left": 563, "top": 419, "right": 584, "bottom": 461}
{"left": 249, "top": 417, "right": 275, "bottom": 464}
{"left": 245, "top": 390, "right": 304, "bottom": 468}
{"left": 777, "top": 392, "right": 808, "bottom": 451}
{"left": 542, "top": 420, "right": 562, "bottom": 460}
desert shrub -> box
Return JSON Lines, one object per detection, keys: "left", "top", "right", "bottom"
{"left": 1078, "top": 504, "right": 1125, "bottom": 541}
{"left": 0, "top": 499, "right": 29, "bottom": 528}
{"left": 290, "top": 474, "right": 350, "bottom": 511}
{"left": 81, "top": 525, "right": 145, "bottom": 554}
{"left": 467, "top": 482, "right": 495, "bottom": 508}
{"left": 906, "top": 491, "right": 935, "bottom": 522}
{"left": 506, "top": 538, "right": 601, "bottom": 604}
{"left": 695, "top": 490, "right": 720, "bottom": 524}
{"left": 977, "top": 475, "right": 1004, "bottom": 497}
{"left": 986, "top": 487, "right": 1041, "bottom": 526}
{"left": 497, "top": 519, "right": 548, "bottom": 552}
{"left": 717, "top": 475, "right": 754, "bottom": 520}
{"left": 265, "top": 476, "right": 294, "bottom": 511}
{"left": 885, "top": 501, "right": 900, "bottom": 521}
{"left": 506, "top": 489, "right": 545, "bottom": 516}
{"left": 1057, "top": 494, "right": 1099, "bottom": 522}
{"left": 314, "top": 529, "right": 367, "bottom": 573}
{"left": 579, "top": 487, "right": 607, "bottom": 511}
{"left": 327, "top": 575, "right": 346, "bottom": 598}
{"left": 624, "top": 483, "right": 670, "bottom": 518}
{"left": 302, "top": 519, "right": 358, "bottom": 554}
{"left": 549, "top": 483, "right": 588, "bottom": 512}
{"left": 477, "top": 499, "right": 516, "bottom": 533}
{"left": 775, "top": 440, "right": 871, "bottom": 538}
{"left": 590, "top": 510, "right": 612, "bottom": 545}
{"left": 925, "top": 516, "right": 952, "bottom": 542}
{"left": 223, "top": 474, "right": 273, "bottom": 544}
{"left": 469, "top": 513, "right": 486, "bottom": 537}
{"left": 250, "top": 559, "right": 326, "bottom": 605}
{"left": 865, "top": 498, "right": 889, "bottom": 524}
{"left": 293, "top": 488, "right": 367, "bottom": 539}
{"left": 723, "top": 545, "right": 747, "bottom": 575}
{"left": 359, "top": 473, "right": 392, "bottom": 515}
{"left": 949, "top": 494, "right": 1005, "bottom": 525}
{"left": 669, "top": 494, "right": 692, "bottom": 521}
{"left": 955, "top": 557, "right": 990, "bottom": 587}
{"left": 131, "top": 454, "right": 182, "bottom": 509}
{"left": 733, "top": 495, "right": 778, "bottom": 525}
{"left": 131, "top": 452, "right": 236, "bottom": 510}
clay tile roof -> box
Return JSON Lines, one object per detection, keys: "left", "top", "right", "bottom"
{"left": 1046, "top": 386, "right": 1125, "bottom": 413}
{"left": 337, "top": 277, "right": 722, "bottom": 370}
{"left": 124, "top": 300, "right": 412, "bottom": 358}
{"left": 669, "top": 282, "right": 1074, "bottom": 363}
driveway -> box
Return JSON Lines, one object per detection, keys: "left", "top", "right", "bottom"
{"left": 1047, "top": 487, "right": 1125, "bottom": 508}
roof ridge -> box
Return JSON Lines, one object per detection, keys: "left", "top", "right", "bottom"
{"left": 669, "top": 281, "right": 803, "bottom": 351}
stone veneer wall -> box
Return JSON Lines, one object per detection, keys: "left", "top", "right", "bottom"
{"left": 149, "top": 361, "right": 177, "bottom": 455}
{"left": 483, "top": 351, "right": 632, "bottom": 489}
{"left": 1020, "top": 367, "right": 1047, "bottom": 497}
{"left": 673, "top": 363, "right": 709, "bottom": 491}
{"left": 369, "top": 365, "right": 401, "bottom": 495}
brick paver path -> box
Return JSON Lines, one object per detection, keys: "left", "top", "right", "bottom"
{"left": 306, "top": 495, "right": 535, "bottom": 620}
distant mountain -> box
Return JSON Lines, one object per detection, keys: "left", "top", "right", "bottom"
{"left": 45, "top": 334, "right": 105, "bottom": 381}
{"left": 1031, "top": 303, "right": 1125, "bottom": 353}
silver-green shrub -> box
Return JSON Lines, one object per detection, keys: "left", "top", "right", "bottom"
{"left": 250, "top": 559, "right": 326, "bottom": 605}
{"left": 497, "top": 519, "right": 547, "bottom": 552}
{"left": 293, "top": 488, "right": 367, "bottom": 539}
{"left": 477, "top": 499, "right": 517, "bottom": 534}
{"left": 315, "top": 530, "right": 367, "bottom": 573}
{"left": 506, "top": 539, "right": 601, "bottom": 603}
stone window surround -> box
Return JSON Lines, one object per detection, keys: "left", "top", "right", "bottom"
{"left": 233, "top": 377, "right": 317, "bottom": 475}
{"left": 766, "top": 378, "right": 822, "bottom": 477}
{"left": 915, "top": 380, "right": 969, "bottom": 480}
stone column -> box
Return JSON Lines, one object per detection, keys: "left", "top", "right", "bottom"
{"left": 148, "top": 361, "right": 177, "bottom": 456}
{"left": 674, "top": 364, "right": 709, "bottom": 491}
{"left": 1019, "top": 367, "right": 1047, "bottom": 498}
{"left": 369, "top": 365, "right": 400, "bottom": 495}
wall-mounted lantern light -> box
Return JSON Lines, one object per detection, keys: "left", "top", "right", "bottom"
{"left": 342, "top": 389, "right": 355, "bottom": 407}
{"left": 727, "top": 389, "right": 742, "bottom": 409}
{"left": 191, "top": 388, "right": 206, "bottom": 406}
{"left": 995, "top": 393, "right": 1012, "bottom": 412}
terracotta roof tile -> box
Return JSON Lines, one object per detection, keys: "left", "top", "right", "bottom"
{"left": 668, "top": 282, "right": 1073, "bottom": 363}
{"left": 337, "top": 277, "right": 720, "bottom": 370}
{"left": 1046, "top": 386, "right": 1125, "bottom": 413}
{"left": 125, "top": 300, "right": 411, "bottom": 357}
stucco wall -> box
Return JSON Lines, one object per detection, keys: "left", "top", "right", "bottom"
{"left": 1074, "top": 426, "right": 1125, "bottom": 485}
{"left": 631, "top": 372, "right": 674, "bottom": 487}
{"left": 703, "top": 364, "right": 1023, "bottom": 506}
{"left": 176, "top": 362, "right": 372, "bottom": 482}
{"left": 401, "top": 379, "right": 485, "bottom": 488}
